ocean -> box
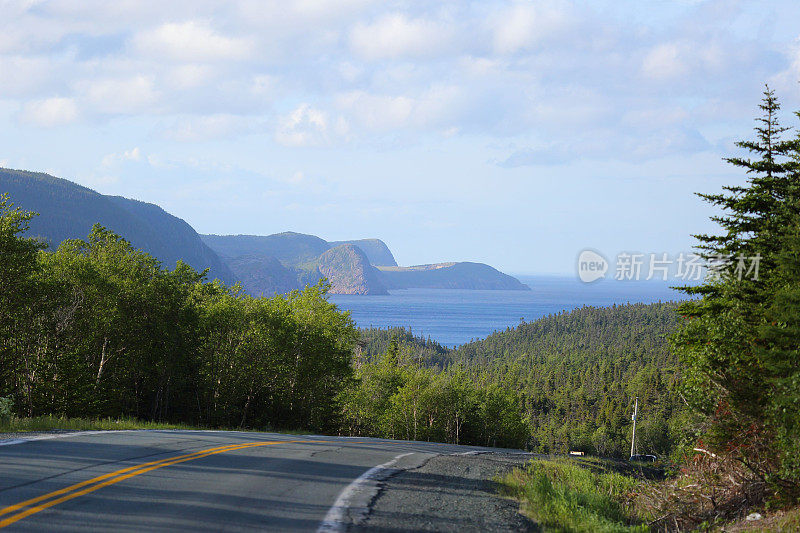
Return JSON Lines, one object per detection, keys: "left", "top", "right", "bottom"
{"left": 327, "top": 275, "right": 691, "bottom": 348}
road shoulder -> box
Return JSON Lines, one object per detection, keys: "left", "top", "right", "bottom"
{"left": 352, "top": 452, "right": 539, "bottom": 532}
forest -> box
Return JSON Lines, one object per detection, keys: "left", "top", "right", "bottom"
{"left": 0, "top": 204, "right": 527, "bottom": 446}
{"left": 355, "top": 306, "right": 684, "bottom": 457}
{"left": 0, "top": 207, "right": 356, "bottom": 432}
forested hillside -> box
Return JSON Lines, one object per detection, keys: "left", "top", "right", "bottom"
{"left": 0, "top": 196, "right": 355, "bottom": 431}
{"left": 449, "top": 303, "right": 684, "bottom": 456}
{"left": 0, "top": 168, "right": 234, "bottom": 283}
{"left": 350, "top": 303, "right": 684, "bottom": 457}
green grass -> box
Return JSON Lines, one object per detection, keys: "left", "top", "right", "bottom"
{"left": 0, "top": 415, "right": 324, "bottom": 436}
{"left": 499, "top": 457, "right": 648, "bottom": 533}
{"left": 0, "top": 415, "right": 201, "bottom": 433}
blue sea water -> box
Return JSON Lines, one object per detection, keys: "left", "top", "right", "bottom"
{"left": 328, "top": 275, "right": 691, "bottom": 348}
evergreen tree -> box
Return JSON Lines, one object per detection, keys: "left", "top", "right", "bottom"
{"left": 674, "top": 87, "right": 800, "bottom": 497}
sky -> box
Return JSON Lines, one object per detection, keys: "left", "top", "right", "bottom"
{"left": 1, "top": 0, "right": 800, "bottom": 274}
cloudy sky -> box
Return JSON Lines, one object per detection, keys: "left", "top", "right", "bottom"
{"left": 2, "top": 0, "right": 799, "bottom": 274}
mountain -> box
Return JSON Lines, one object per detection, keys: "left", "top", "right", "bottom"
{"left": 1, "top": 167, "right": 527, "bottom": 296}
{"left": 201, "top": 232, "right": 330, "bottom": 265}
{"left": 225, "top": 254, "right": 298, "bottom": 296}
{"left": 329, "top": 238, "right": 397, "bottom": 266}
{"left": 0, "top": 168, "right": 234, "bottom": 283}
{"left": 378, "top": 262, "right": 531, "bottom": 291}
{"left": 202, "top": 232, "right": 530, "bottom": 295}
{"left": 317, "top": 244, "right": 388, "bottom": 295}
{"left": 200, "top": 233, "right": 389, "bottom": 295}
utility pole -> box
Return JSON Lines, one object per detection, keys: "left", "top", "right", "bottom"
{"left": 630, "top": 397, "right": 638, "bottom": 458}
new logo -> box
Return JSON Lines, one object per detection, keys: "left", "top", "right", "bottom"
{"left": 577, "top": 249, "right": 608, "bottom": 283}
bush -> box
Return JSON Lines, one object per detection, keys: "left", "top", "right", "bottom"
{"left": 0, "top": 397, "right": 14, "bottom": 426}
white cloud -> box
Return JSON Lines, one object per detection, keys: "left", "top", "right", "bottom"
{"left": 166, "top": 64, "right": 214, "bottom": 89}
{"left": 641, "top": 43, "right": 687, "bottom": 80}
{"left": 165, "top": 114, "right": 254, "bottom": 141}
{"left": 19, "top": 97, "right": 79, "bottom": 127}
{"left": 641, "top": 40, "right": 729, "bottom": 82}
{"left": 349, "top": 13, "right": 453, "bottom": 60}
{"left": 0, "top": 55, "right": 60, "bottom": 97}
{"left": 133, "top": 21, "right": 252, "bottom": 62}
{"left": 770, "top": 38, "right": 800, "bottom": 95}
{"left": 81, "top": 75, "right": 158, "bottom": 114}
{"left": 101, "top": 147, "right": 142, "bottom": 167}
{"left": 336, "top": 85, "right": 465, "bottom": 132}
{"left": 490, "top": 2, "right": 573, "bottom": 54}
{"left": 275, "top": 104, "right": 343, "bottom": 146}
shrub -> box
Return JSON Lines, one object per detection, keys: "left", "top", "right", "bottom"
{"left": 0, "top": 397, "right": 14, "bottom": 426}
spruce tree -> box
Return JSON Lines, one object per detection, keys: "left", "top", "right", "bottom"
{"left": 675, "top": 87, "right": 800, "bottom": 494}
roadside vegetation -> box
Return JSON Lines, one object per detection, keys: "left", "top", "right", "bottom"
{"left": 338, "top": 337, "right": 529, "bottom": 448}
{"left": 0, "top": 415, "right": 194, "bottom": 433}
{"left": 500, "top": 457, "right": 649, "bottom": 533}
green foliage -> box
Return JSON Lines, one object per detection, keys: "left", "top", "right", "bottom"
{"left": 445, "top": 303, "right": 684, "bottom": 457}
{"left": 338, "top": 353, "right": 529, "bottom": 448}
{"left": 0, "top": 397, "right": 13, "bottom": 425}
{"left": 0, "top": 415, "right": 193, "bottom": 433}
{"left": 0, "top": 205, "right": 358, "bottom": 432}
{"left": 358, "top": 327, "right": 451, "bottom": 367}
{"left": 500, "top": 458, "right": 647, "bottom": 533}
{"left": 673, "top": 87, "right": 800, "bottom": 499}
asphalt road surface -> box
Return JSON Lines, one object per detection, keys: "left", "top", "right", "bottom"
{"left": 0, "top": 430, "right": 534, "bottom": 532}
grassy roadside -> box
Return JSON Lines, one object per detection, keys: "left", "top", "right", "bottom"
{"left": 0, "top": 415, "right": 199, "bottom": 433}
{"left": 499, "top": 456, "right": 800, "bottom": 532}
{"left": 498, "top": 457, "right": 650, "bottom": 533}
{"left": 0, "top": 415, "right": 318, "bottom": 436}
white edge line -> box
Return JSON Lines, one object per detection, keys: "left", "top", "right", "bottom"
{"left": 0, "top": 430, "right": 134, "bottom": 447}
{"left": 317, "top": 452, "right": 415, "bottom": 533}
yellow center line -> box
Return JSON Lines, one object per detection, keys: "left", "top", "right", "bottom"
{"left": 0, "top": 441, "right": 255, "bottom": 519}
{"left": 0, "top": 439, "right": 315, "bottom": 529}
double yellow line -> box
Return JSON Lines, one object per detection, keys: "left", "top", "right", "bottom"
{"left": 0, "top": 439, "right": 306, "bottom": 528}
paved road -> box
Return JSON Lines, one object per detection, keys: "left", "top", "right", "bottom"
{"left": 0, "top": 430, "right": 531, "bottom": 532}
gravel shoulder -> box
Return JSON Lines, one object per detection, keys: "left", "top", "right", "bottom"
{"left": 352, "top": 452, "right": 539, "bottom": 532}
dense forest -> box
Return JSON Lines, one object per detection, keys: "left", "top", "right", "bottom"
{"left": 0, "top": 202, "right": 355, "bottom": 431}
{"left": 356, "top": 304, "right": 684, "bottom": 457}
{"left": 448, "top": 303, "right": 684, "bottom": 457}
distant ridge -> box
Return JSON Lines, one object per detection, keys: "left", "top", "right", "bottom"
{"left": 202, "top": 234, "right": 530, "bottom": 296}
{"left": 378, "top": 262, "right": 530, "bottom": 291}
{"left": 0, "top": 166, "right": 528, "bottom": 296}
{"left": 0, "top": 168, "right": 234, "bottom": 283}
{"left": 329, "top": 238, "right": 397, "bottom": 266}
{"left": 318, "top": 244, "right": 388, "bottom": 295}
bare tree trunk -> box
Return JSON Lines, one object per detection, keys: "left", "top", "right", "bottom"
{"left": 96, "top": 337, "right": 109, "bottom": 385}
{"left": 240, "top": 389, "right": 252, "bottom": 428}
